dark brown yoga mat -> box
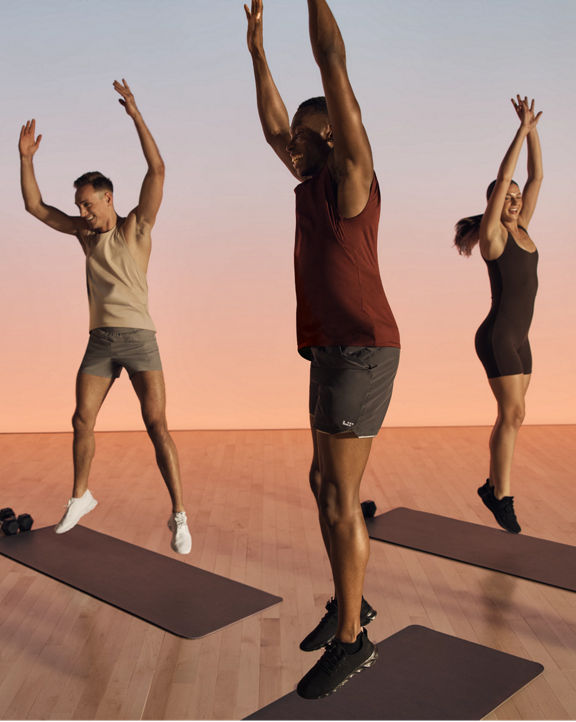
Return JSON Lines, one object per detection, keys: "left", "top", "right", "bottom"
{"left": 366, "top": 507, "right": 576, "bottom": 591}
{"left": 246, "top": 625, "right": 543, "bottom": 720}
{"left": 0, "top": 525, "right": 281, "bottom": 638}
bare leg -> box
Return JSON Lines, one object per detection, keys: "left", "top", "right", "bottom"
{"left": 309, "top": 416, "right": 332, "bottom": 564}
{"left": 130, "top": 370, "right": 184, "bottom": 513}
{"left": 316, "top": 431, "right": 373, "bottom": 643}
{"left": 488, "top": 373, "right": 530, "bottom": 498}
{"left": 72, "top": 373, "right": 115, "bottom": 497}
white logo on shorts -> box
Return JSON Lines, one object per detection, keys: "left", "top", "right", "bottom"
{"left": 342, "top": 420, "right": 354, "bottom": 427}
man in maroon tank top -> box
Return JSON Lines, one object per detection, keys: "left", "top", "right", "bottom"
{"left": 246, "top": 0, "right": 400, "bottom": 698}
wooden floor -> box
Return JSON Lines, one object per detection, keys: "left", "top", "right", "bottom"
{"left": 1, "top": 425, "right": 575, "bottom": 720}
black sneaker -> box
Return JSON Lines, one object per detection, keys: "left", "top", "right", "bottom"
{"left": 299, "top": 597, "right": 377, "bottom": 652}
{"left": 477, "top": 479, "right": 521, "bottom": 534}
{"left": 297, "top": 629, "right": 378, "bottom": 699}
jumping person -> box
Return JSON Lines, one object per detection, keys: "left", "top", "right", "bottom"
{"left": 454, "top": 96, "right": 543, "bottom": 534}
{"left": 245, "top": 0, "right": 400, "bottom": 698}
{"left": 18, "top": 80, "right": 191, "bottom": 554}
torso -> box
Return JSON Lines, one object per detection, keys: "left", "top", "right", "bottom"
{"left": 77, "top": 220, "right": 155, "bottom": 332}
{"left": 293, "top": 164, "right": 400, "bottom": 356}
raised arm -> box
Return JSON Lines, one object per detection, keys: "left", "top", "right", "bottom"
{"left": 244, "top": 0, "right": 296, "bottom": 178}
{"left": 307, "top": 0, "right": 373, "bottom": 217}
{"left": 19, "top": 120, "right": 80, "bottom": 235}
{"left": 479, "top": 97, "right": 542, "bottom": 259}
{"left": 113, "top": 79, "right": 165, "bottom": 230}
{"left": 514, "top": 96, "right": 543, "bottom": 227}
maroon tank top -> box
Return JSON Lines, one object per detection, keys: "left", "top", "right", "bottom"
{"left": 294, "top": 164, "right": 400, "bottom": 357}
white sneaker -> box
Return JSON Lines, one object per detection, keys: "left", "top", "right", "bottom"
{"left": 55, "top": 490, "right": 98, "bottom": 534}
{"left": 168, "top": 511, "right": 192, "bottom": 554}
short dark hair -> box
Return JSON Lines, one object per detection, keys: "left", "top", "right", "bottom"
{"left": 297, "top": 96, "right": 328, "bottom": 116}
{"left": 73, "top": 171, "right": 113, "bottom": 193}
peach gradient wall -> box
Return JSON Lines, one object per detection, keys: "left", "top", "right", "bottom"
{"left": 1, "top": 0, "right": 575, "bottom": 432}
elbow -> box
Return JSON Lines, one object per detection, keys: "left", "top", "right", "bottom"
{"left": 313, "top": 44, "right": 346, "bottom": 69}
{"left": 23, "top": 200, "right": 41, "bottom": 216}
{"left": 151, "top": 160, "right": 165, "bottom": 177}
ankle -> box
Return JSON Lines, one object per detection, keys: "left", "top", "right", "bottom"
{"left": 336, "top": 627, "right": 361, "bottom": 644}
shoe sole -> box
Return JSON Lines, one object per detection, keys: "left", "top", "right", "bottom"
{"left": 302, "top": 646, "right": 379, "bottom": 700}
{"left": 300, "top": 608, "right": 378, "bottom": 652}
{"left": 55, "top": 499, "right": 98, "bottom": 534}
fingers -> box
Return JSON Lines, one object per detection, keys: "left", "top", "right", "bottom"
{"left": 113, "top": 79, "right": 132, "bottom": 99}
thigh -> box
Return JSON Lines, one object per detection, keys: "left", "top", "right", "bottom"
{"left": 518, "top": 338, "right": 533, "bottom": 376}
{"left": 488, "top": 374, "right": 527, "bottom": 410}
{"left": 130, "top": 369, "right": 167, "bottom": 418}
{"left": 75, "top": 372, "right": 115, "bottom": 418}
{"left": 316, "top": 432, "right": 373, "bottom": 502}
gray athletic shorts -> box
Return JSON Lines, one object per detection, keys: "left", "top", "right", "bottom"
{"left": 79, "top": 327, "right": 163, "bottom": 379}
{"left": 308, "top": 346, "right": 400, "bottom": 438}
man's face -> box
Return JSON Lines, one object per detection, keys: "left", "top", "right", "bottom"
{"left": 74, "top": 184, "right": 112, "bottom": 231}
{"left": 287, "top": 110, "right": 333, "bottom": 178}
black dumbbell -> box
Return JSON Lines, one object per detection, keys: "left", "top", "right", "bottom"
{"left": 0, "top": 508, "right": 34, "bottom": 535}
{"left": 17, "top": 514, "right": 34, "bottom": 532}
{"left": 361, "top": 500, "right": 377, "bottom": 519}
{"left": 1, "top": 508, "right": 18, "bottom": 535}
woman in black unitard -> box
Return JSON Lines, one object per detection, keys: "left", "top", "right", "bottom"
{"left": 454, "top": 96, "right": 543, "bottom": 533}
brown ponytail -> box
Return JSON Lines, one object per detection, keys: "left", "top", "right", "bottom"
{"left": 454, "top": 214, "right": 483, "bottom": 256}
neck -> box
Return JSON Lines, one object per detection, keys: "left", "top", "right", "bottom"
{"left": 95, "top": 212, "right": 118, "bottom": 233}
{"left": 503, "top": 219, "right": 519, "bottom": 233}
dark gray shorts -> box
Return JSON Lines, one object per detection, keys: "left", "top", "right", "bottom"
{"left": 79, "top": 327, "right": 162, "bottom": 379}
{"left": 308, "top": 346, "right": 400, "bottom": 438}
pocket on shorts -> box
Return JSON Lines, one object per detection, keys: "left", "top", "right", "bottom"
{"left": 337, "top": 346, "right": 377, "bottom": 370}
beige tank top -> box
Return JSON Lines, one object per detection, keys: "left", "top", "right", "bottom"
{"left": 77, "top": 220, "right": 156, "bottom": 331}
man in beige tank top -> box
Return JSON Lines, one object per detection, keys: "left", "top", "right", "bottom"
{"left": 18, "top": 79, "right": 191, "bottom": 554}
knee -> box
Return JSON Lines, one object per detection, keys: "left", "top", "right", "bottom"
{"left": 501, "top": 404, "right": 525, "bottom": 429}
{"left": 318, "top": 484, "right": 356, "bottom": 528}
{"left": 72, "top": 409, "right": 95, "bottom": 435}
{"left": 143, "top": 414, "right": 169, "bottom": 441}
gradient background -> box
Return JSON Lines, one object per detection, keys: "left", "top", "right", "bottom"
{"left": 1, "top": 0, "right": 575, "bottom": 432}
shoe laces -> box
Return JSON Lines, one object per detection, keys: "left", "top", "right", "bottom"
{"left": 172, "top": 512, "right": 187, "bottom": 528}
{"left": 500, "top": 496, "right": 516, "bottom": 515}
{"left": 316, "top": 597, "right": 338, "bottom": 627}
{"left": 317, "top": 640, "right": 346, "bottom": 673}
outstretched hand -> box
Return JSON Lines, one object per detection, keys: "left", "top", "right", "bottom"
{"left": 114, "top": 78, "right": 140, "bottom": 118}
{"left": 244, "top": 0, "right": 264, "bottom": 55}
{"left": 19, "top": 119, "right": 42, "bottom": 158}
{"left": 511, "top": 95, "right": 542, "bottom": 131}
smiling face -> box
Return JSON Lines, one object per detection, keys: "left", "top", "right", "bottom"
{"left": 501, "top": 182, "right": 523, "bottom": 224}
{"left": 74, "top": 184, "right": 115, "bottom": 232}
{"left": 286, "top": 109, "right": 333, "bottom": 179}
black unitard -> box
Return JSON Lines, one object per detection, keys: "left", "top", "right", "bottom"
{"left": 475, "top": 231, "right": 538, "bottom": 379}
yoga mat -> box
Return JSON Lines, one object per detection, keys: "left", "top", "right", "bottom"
{"left": 366, "top": 507, "right": 576, "bottom": 591}
{"left": 246, "top": 625, "right": 543, "bottom": 720}
{"left": 0, "top": 525, "right": 282, "bottom": 638}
